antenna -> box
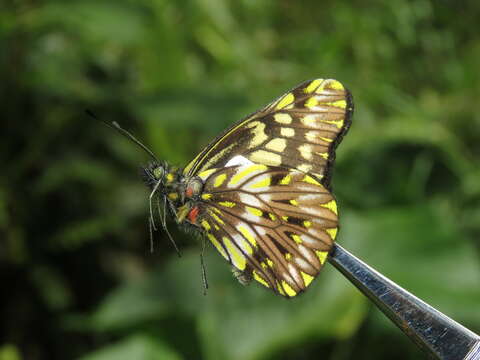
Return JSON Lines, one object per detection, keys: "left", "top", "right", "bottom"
{"left": 85, "top": 109, "right": 159, "bottom": 162}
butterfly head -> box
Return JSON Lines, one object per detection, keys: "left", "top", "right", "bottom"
{"left": 142, "top": 161, "right": 184, "bottom": 192}
{"left": 142, "top": 161, "right": 203, "bottom": 224}
{"left": 143, "top": 161, "right": 167, "bottom": 189}
{"left": 143, "top": 161, "right": 193, "bottom": 202}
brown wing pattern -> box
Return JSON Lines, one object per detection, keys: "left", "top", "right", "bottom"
{"left": 195, "top": 163, "right": 338, "bottom": 297}
{"left": 184, "top": 78, "right": 353, "bottom": 189}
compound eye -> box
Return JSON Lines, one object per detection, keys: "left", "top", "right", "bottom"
{"left": 185, "top": 178, "right": 203, "bottom": 198}
{"left": 153, "top": 166, "right": 164, "bottom": 179}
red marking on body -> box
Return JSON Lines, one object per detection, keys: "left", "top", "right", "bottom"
{"left": 185, "top": 187, "right": 194, "bottom": 198}
{"left": 188, "top": 206, "right": 199, "bottom": 224}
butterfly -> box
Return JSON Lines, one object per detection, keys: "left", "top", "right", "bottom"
{"left": 100, "top": 78, "right": 353, "bottom": 298}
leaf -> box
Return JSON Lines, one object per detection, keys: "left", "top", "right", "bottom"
{"left": 85, "top": 279, "right": 170, "bottom": 332}
{"left": 78, "top": 334, "right": 182, "bottom": 360}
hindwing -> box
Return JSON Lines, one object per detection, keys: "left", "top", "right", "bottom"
{"left": 195, "top": 163, "right": 338, "bottom": 297}
{"left": 184, "top": 78, "right": 353, "bottom": 188}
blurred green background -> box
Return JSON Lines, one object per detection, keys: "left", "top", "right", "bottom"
{"left": 1, "top": 0, "right": 479, "bottom": 359}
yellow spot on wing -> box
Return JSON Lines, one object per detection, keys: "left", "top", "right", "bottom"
{"left": 298, "top": 164, "right": 313, "bottom": 173}
{"left": 303, "top": 221, "right": 312, "bottom": 228}
{"left": 265, "top": 138, "right": 287, "bottom": 152}
{"left": 253, "top": 271, "right": 270, "bottom": 288}
{"left": 303, "top": 175, "right": 320, "bottom": 185}
{"left": 269, "top": 213, "right": 276, "bottom": 221}
{"left": 316, "top": 250, "right": 329, "bottom": 265}
{"left": 249, "top": 150, "right": 282, "bottom": 166}
{"left": 219, "top": 201, "right": 236, "bottom": 208}
{"left": 305, "top": 97, "right": 318, "bottom": 108}
{"left": 298, "top": 144, "right": 313, "bottom": 160}
{"left": 289, "top": 199, "right": 299, "bottom": 206}
{"left": 166, "top": 173, "right": 174, "bottom": 183}
{"left": 326, "top": 227, "right": 338, "bottom": 239}
{"left": 280, "top": 127, "right": 295, "bottom": 137}
{"left": 214, "top": 173, "right": 227, "bottom": 187}
{"left": 238, "top": 225, "right": 257, "bottom": 246}
{"left": 314, "top": 83, "right": 326, "bottom": 94}
{"left": 276, "top": 93, "right": 294, "bottom": 110}
{"left": 325, "top": 100, "right": 347, "bottom": 109}
{"left": 223, "top": 236, "right": 246, "bottom": 270}
{"left": 323, "top": 118, "right": 344, "bottom": 129}
{"left": 281, "top": 281, "right": 297, "bottom": 297}
{"left": 229, "top": 164, "right": 268, "bottom": 186}
{"left": 301, "top": 272, "right": 314, "bottom": 286}
{"left": 285, "top": 253, "right": 292, "bottom": 260}
{"left": 246, "top": 206, "right": 263, "bottom": 217}
{"left": 212, "top": 207, "right": 222, "bottom": 214}
{"left": 321, "top": 200, "right": 338, "bottom": 215}
{"left": 305, "top": 79, "right": 323, "bottom": 93}
{"left": 292, "top": 234, "right": 302, "bottom": 244}
{"left": 329, "top": 80, "right": 344, "bottom": 90}
{"left": 201, "top": 220, "right": 211, "bottom": 231}
{"left": 249, "top": 175, "right": 271, "bottom": 189}
{"left": 247, "top": 121, "right": 268, "bottom": 148}
{"left": 280, "top": 175, "right": 291, "bottom": 185}
{"left": 274, "top": 113, "right": 292, "bottom": 124}
{"left": 208, "top": 210, "right": 225, "bottom": 225}
{"left": 201, "top": 193, "right": 212, "bottom": 200}
{"left": 237, "top": 236, "right": 253, "bottom": 255}
{"left": 197, "top": 168, "right": 217, "bottom": 180}
{"left": 207, "top": 233, "right": 228, "bottom": 260}
{"left": 301, "top": 115, "right": 316, "bottom": 126}
{"left": 201, "top": 143, "right": 236, "bottom": 173}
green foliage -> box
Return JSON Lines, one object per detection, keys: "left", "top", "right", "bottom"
{"left": 1, "top": 0, "right": 479, "bottom": 359}
{"left": 78, "top": 334, "right": 182, "bottom": 360}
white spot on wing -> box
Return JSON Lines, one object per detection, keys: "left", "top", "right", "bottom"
{"left": 295, "top": 257, "right": 315, "bottom": 273}
{"left": 299, "top": 244, "right": 315, "bottom": 263}
{"left": 298, "top": 194, "right": 322, "bottom": 201}
{"left": 260, "top": 193, "right": 272, "bottom": 202}
{"left": 239, "top": 193, "right": 262, "bottom": 207}
{"left": 288, "top": 263, "right": 302, "bottom": 284}
{"left": 254, "top": 225, "right": 266, "bottom": 235}
{"left": 226, "top": 155, "right": 254, "bottom": 167}
{"left": 300, "top": 206, "right": 325, "bottom": 216}
{"left": 300, "top": 234, "right": 320, "bottom": 246}
{"left": 243, "top": 211, "right": 261, "bottom": 223}
{"left": 232, "top": 233, "right": 253, "bottom": 255}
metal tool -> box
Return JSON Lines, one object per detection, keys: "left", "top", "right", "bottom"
{"left": 328, "top": 244, "right": 480, "bottom": 360}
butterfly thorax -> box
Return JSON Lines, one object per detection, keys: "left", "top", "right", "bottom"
{"left": 143, "top": 161, "right": 205, "bottom": 226}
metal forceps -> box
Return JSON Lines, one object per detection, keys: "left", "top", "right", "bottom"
{"left": 328, "top": 244, "right": 480, "bottom": 360}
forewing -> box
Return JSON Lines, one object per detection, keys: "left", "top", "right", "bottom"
{"left": 184, "top": 78, "right": 353, "bottom": 188}
{"left": 195, "top": 164, "right": 338, "bottom": 297}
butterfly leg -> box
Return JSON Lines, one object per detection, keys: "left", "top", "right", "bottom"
{"left": 149, "top": 180, "right": 162, "bottom": 231}
{"left": 200, "top": 236, "right": 209, "bottom": 295}
{"left": 157, "top": 195, "right": 181, "bottom": 257}
{"left": 148, "top": 217, "right": 154, "bottom": 253}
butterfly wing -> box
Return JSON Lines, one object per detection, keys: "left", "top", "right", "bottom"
{"left": 184, "top": 78, "right": 353, "bottom": 188}
{"left": 195, "top": 163, "right": 338, "bottom": 297}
